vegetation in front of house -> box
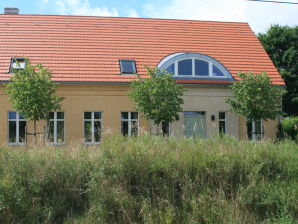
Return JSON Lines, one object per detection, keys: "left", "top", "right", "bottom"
{"left": 129, "top": 67, "right": 184, "bottom": 135}
{"left": 258, "top": 25, "right": 298, "bottom": 116}
{"left": 227, "top": 72, "right": 284, "bottom": 121}
{"left": 280, "top": 117, "right": 298, "bottom": 141}
{"left": 5, "top": 58, "right": 64, "bottom": 143}
{"left": 0, "top": 135, "right": 297, "bottom": 224}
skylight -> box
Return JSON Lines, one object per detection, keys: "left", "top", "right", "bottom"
{"left": 119, "top": 60, "right": 136, "bottom": 74}
{"left": 9, "top": 58, "right": 26, "bottom": 73}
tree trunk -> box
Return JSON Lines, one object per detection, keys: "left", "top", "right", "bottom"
{"left": 34, "top": 120, "right": 37, "bottom": 145}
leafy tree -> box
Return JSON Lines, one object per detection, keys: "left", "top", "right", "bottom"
{"left": 128, "top": 67, "right": 184, "bottom": 135}
{"left": 6, "top": 58, "right": 64, "bottom": 144}
{"left": 226, "top": 72, "right": 284, "bottom": 140}
{"left": 258, "top": 25, "right": 298, "bottom": 116}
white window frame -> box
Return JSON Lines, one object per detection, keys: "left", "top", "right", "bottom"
{"left": 83, "top": 112, "right": 102, "bottom": 144}
{"left": 252, "top": 120, "right": 264, "bottom": 141}
{"left": 8, "top": 112, "right": 26, "bottom": 145}
{"left": 158, "top": 53, "right": 233, "bottom": 80}
{"left": 218, "top": 112, "right": 226, "bottom": 134}
{"left": 121, "top": 112, "right": 139, "bottom": 137}
{"left": 47, "top": 112, "right": 65, "bottom": 145}
{"left": 170, "top": 58, "right": 226, "bottom": 78}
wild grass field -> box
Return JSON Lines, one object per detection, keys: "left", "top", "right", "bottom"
{"left": 0, "top": 135, "right": 297, "bottom": 224}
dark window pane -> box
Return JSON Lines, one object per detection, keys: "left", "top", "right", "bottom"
{"left": 48, "top": 121, "right": 54, "bottom": 142}
{"left": 162, "top": 121, "right": 170, "bottom": 136}
{"left": 195, "top": 59, "right": 209, "bottom": 76}
{"left": 178, "top": 59, "right": 192, "bottom": 75}
{"left": 121, "top": 121, "right": 129, "bottom": 136}
{"left": 84, "top": 121, "right": 92, "bottom": 142}
{"left": 9, "top": 112, "right": 16, "bottom": 120}
{"left": 219, "top": 121, "right": 226, "bottom": 134}
{"left": 19, "top": 121, "right": 26, "bottom": 143}
{"left": 121, "top": 112, "right": 128, "bottom": 119}
{"left": 94, "top": 112, "right": 101, "bottom": 119}
{"left": 18, "top": 114, "right": 25, "bottom": 119}
{"left": 57, "top": 112, "right": 64, "bottom": 119}
{"left": 84, "top": 112, "right": 91, "bottom": 119}
{"left": 57, "top": 121, "right": 64, "bottom": 143}
{"left": 9, "top": 121, "right": 16, "bottom": 143}
{"left": 131, "top": 112, "right": 138, "bottom": 119}
{"left": 166, "top": 64, "right": 174, "bottom": 75}
{"left": 94, "top": 121, "right": 101, "bottom": 142}
{"left": 212, "top": 65, "right": 225, "bottom": 77}
{"left": 184, "top": 112, "right": 205, "bottom": 116}
{"left": 120, "top": 61, "right": 136, "bottom": 74}
{"left": 255, "top": 121, "right": 262, "bottom": 134}
{"left": 131, "top": 121, "right": 138, "bottom": 136}
{"left": 219, "top": 112, "right": 225, "bottom": 120}
{"left": 49, "top": 112, "right": 54, "bottom": 119}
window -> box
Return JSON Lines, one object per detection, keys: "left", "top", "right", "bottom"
{"left": 84, "top": 112, "right": 102, "bottom": 143}
{"left": 119, "top": 60, "right": 136, "bottom": 74}
{"left": 162, "top": 121, "right": 170, "bottom": 136}
{"left": 219, "top": 112, "right": 226, "bottom": 134}
{"left": 8, "top": 112, "right": 26, "bottom": 144}
{"left": 159, "top": 53, "right": 233, "bottom": 80}
{"left": 9, "top": 57, "right": 26, "bottom": 73}
{"left": 48, "top": 112, "right": 64, "bottom": 144}
{"left": 121, "top": 112, "right": 138, "bottom": 136}
{"left": 247, "top": 120, "right": 263, "bottom": 140}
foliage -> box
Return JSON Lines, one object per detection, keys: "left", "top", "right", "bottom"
{"left": 128, "top": 67, "right": 184, "bottom": 129}
{"left": 6, "top": 58, "right": 64, "bottom": 122}
{"left": 281, "top": 117, "right": 298, "bottom": 141}
{"left": 258, "top": 25, "right": 298, "bottom": 116}
{"left": 226, "top": 72, "right": 284, "bottom": 121}
{"left": 0, "top": 135, "right": 298, "bottom": 224}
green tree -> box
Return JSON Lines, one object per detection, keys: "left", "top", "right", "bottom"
{"left": 258, "top": 25, "right": 298, "bottom": 116}
{"left": 6, "top": 58, "right": 64, "bottom": 144}
{"left": 128, "top": 67, "right": 184, "bottom": 135}
{"left": 226, "top": 72, "right": 284, "bottom": 140}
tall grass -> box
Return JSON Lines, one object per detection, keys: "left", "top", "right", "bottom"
{"left": 0, "top": 135, "right": 297, "bottom": 224}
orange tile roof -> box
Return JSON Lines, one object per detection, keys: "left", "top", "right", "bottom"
{"left": 0, "top": 14, "right": 284, "bottom": 85}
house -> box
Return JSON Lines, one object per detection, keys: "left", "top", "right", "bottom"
{"left": 0, "top": 8, "right": 285, "bottom": 145}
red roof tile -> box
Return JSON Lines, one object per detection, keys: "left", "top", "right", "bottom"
{"left": 0, "top": 14, "right": 284, "bottom": 85}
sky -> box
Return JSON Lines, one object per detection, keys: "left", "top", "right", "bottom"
{"left": 1, "top": 0, "right": 297, "bottom": 33}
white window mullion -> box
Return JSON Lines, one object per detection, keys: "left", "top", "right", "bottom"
{"left": 209, "top": 62, "right": 212, "bottom": 77}
{"left": 91, "top": 112, "right": 95, "bottom": 143}
{"left": 54, "top": 112, "right": 57, "bottom": 144}
{"left": 128, "top": 112, "right": 131, "bottom": 137}
{"left": 192, "top": 58, "right": 195, "bottom": 76}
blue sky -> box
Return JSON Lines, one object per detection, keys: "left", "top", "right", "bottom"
{"left": 1, "top": 0, "right": 297, "bottom": 33}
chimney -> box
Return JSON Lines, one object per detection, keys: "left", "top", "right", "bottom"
{"left": 4, "top": 7, "right": 19, "bottom": 14}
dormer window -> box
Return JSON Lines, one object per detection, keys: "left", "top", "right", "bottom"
{"left": 9, "top": 58, "right": 26, "bottom": 73}
{"left": 119, "top": 60, "right": 136, "bottom": 74}
{"left": 158, "top": 53, "right": 233, "bottom": 80}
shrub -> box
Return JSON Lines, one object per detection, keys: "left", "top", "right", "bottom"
{"left": 281, "top": 117, "right": 298, "bottom": 140}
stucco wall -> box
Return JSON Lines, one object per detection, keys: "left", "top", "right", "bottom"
{"left": 0, "top": 84, "right": 278, "bottom": 145}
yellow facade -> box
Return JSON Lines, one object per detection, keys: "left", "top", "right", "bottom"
{"left": 0, "top": 84, "right": 279, "bottom": 146}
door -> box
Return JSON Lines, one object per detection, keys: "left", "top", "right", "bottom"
{"left": 184, "top": 112, "right": 206, "bottom": 138}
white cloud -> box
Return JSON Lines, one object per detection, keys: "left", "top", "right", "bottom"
{"left": 143, "top": 0, "right": 298, "bottom": 33}
{"left": 48, "top": 0, "right": 119, "bottom": 17}
{"left": 126, "top": 9, "right": 139, "bottom": 18}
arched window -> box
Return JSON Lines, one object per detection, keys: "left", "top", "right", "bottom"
{"left": 158, "top": 53, "right": 233, "bottom": 80}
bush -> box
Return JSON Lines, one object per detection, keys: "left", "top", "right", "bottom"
{"left": 281, "top": 117, "right": 298, "bottom": 140}
{"left": 0, "top": 135, "right": 297, "bottom": 224}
